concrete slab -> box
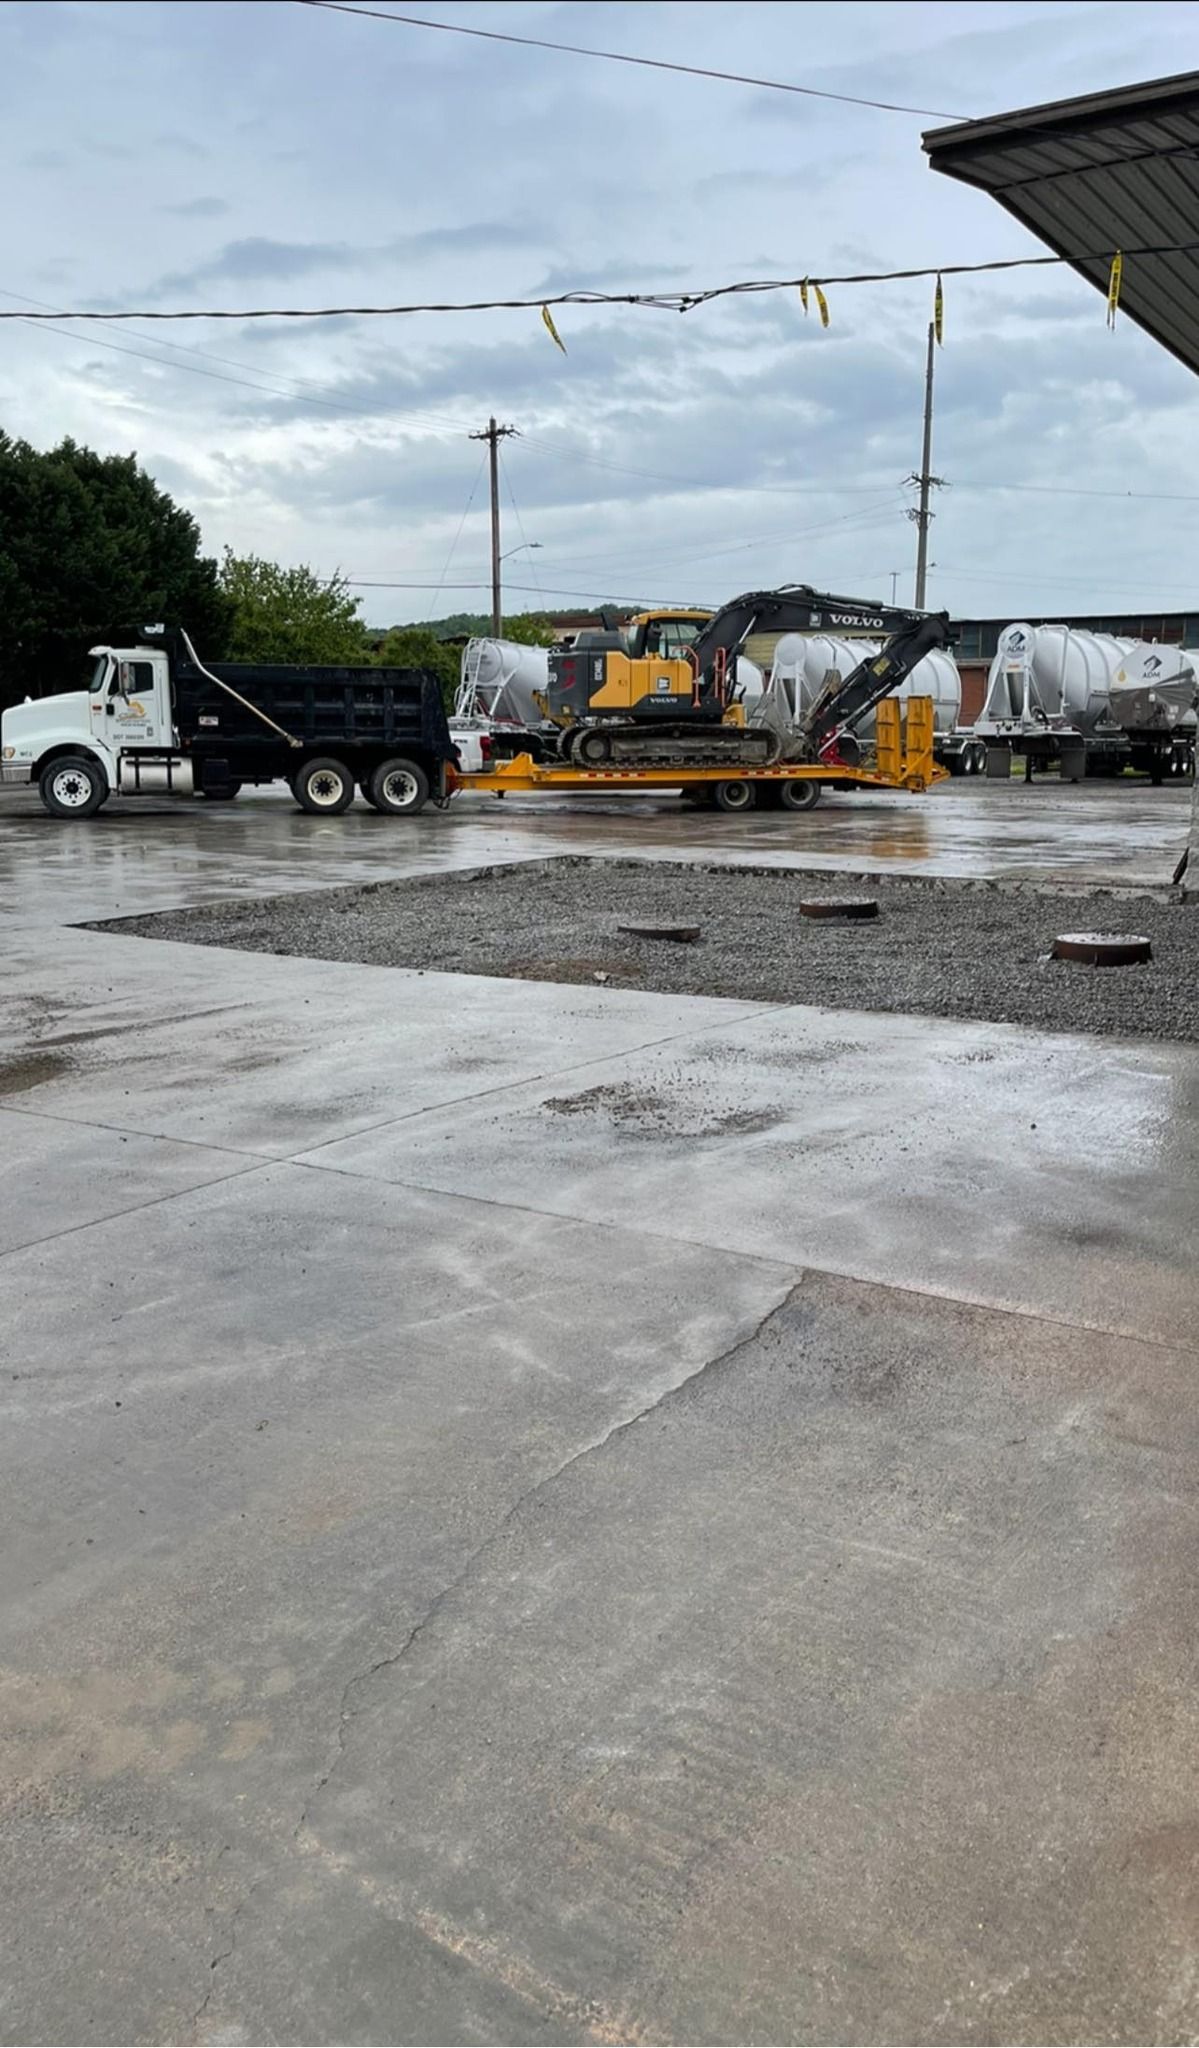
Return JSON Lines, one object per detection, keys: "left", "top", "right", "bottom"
{"left": 195, "top": 1270, "right": 1199, "bottom": 2047}
{"left": 300, "top": 1000, "right": 1199, "bottom": 1348}
{"left": 1, "top": 780, "right": 1197, "bottom": 2044}
{"left": 0, "top": 1104, "right": 257, "bottom": 1254}
{"left": 0, "top": 926, "right": 764, "bottom": 1157}
{"left": 0, "top": 1162, "right": 792, "bottom": 2046}
{"left": 213, "top": 1270, "right": 1192, "bottom": 2048}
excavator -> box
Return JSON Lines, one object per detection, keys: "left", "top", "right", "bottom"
{"left": 545, "top": 585, "right": 951, "bottom": 769}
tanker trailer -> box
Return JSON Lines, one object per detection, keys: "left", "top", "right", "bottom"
{"left": 754, "top": 632, "right": 965, "bottom": 762}
{"left": 976, "top": 623, "right": 1133, "bottom": 780}
{"left": 1110, "top": 644, "right": 1197, "bottom": 781}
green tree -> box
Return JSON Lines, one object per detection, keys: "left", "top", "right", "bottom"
{"left": 219, "top": 551, "right": 366, "bottom": 665}
{"left": 373, "top": 626, "right": 460, "bottom": 707}
{"left": 499, "top": 613, "right": 556, "bottom": 647}
{"left": 0, "top": 433, "right": 228, "bottom": 709}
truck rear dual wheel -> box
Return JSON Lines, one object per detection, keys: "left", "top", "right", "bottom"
{"left": 39, "top": 754, "right": 108, "bottom": 819}
{"left": 366, "top": 758, "right": 430, "bottom": 816}
{"left": 293, "top": 757, "right": 356, "bottom": 814}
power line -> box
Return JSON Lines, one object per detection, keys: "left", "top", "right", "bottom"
{"left": 530, "top": 500, "right": 906, "bottom": 577}
{"left": 0, "top": 285, "right": 475, "bottom": 433}
{"left": 428, "top": 451, "right": 487, "bottom": 615}
{"left": 348, "top": 578, "right": 714, "bottom": 603}
{"left": 294, "top": 0, "right": 967, "bottom": 120}
{"left": 933, "top": 563, "right": 1199, "bottom": 595}
{"left": 955, "top": 477, "right": 1199, "bottom": 504}
{"left": 5, "top": 240, "right": 1195, "bottom": 322}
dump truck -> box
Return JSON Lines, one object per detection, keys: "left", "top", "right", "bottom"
{"left": 1, "top": 629, "right": 456, "bottom": 818}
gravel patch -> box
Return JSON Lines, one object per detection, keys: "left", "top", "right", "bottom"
{"left": 91, "top": 856, "right": 1199, "bottom": 1043}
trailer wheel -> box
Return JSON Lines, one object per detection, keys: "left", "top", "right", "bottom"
{"left": 779, "top": 779, "right": 821, "bottom": 812}
{"left": 293, "top": 757, "right": 355, "bottom": 814}
{"left": 39, "top": 754, "right": 108, "bottom": 819}
{"left": 368, "top": 757, "right": 429, "bottom": 816}
{"left": 713, "top": 778, "right": 756, "bottom": 814}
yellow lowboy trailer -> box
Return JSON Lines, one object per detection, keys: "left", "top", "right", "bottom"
{"left": 450, "top": 697, "right": 944, "bottom": 812}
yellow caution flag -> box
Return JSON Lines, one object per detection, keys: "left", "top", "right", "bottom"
{"left": 799, "top": 278, "right": 810, "bottom": 315}
{"left": 934, "top": 272, "right": 944, "bottom": 344}
{"left": 541, "top": 304, "right": 567, "bottom": 353}
{"left": 1107, "top": 250, "right": 1123, "bottom": 328}
{"left": 813, "top": 283, "right": 830, "bottom": 329}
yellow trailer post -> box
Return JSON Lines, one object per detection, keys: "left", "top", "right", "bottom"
{"left": 450, "top": 696, "right": 945, "bottom": 810}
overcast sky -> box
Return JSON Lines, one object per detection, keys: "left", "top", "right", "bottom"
{"left": 3, "top": 0, "right": 1199, "bottom": 626}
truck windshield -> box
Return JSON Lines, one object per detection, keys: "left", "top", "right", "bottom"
{"left": 87, "top": 657, "right": 110, "bottom": 694}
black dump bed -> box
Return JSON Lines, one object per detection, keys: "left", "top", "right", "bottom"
{"left": 172, "top": 656, "right": 456, "bottom": 762}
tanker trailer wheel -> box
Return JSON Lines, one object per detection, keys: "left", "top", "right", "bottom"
{"left": 39, "top": 754, "right": 108, "bottom": 819}
{"left": 713, "top": 778, "right": 756, "bottom": 814}
{"left": 368, "top": 757, "right": 429, "bottom": 816}
{"left": 293, "top": 756, "right": 356, "bottom": 814}
{"left": 779, "top": 778, "right": 821, "bottom": 812}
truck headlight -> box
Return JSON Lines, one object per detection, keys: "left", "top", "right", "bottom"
{"left": 1, "top": 747, "right": 14, "bottom": 760}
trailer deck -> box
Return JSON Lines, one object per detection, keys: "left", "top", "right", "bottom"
{"left": 451, "top": 698, "right": 945, "bottom": 800}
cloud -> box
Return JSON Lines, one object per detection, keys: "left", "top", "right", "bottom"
{"left": 161, "top": 196, "right": 230, "bottom": 221}
{"left": 152, "top": 237, "right": 360, "bottom": 296}
{"left": 147, "top": 221, "right": 547, "bottom": 299}
{"left": 528, "top": 257, "right": 698, "bottom": 296}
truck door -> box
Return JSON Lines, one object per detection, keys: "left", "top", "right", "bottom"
{"left": 108, "top": 656, "right": 171, "bottom": 746}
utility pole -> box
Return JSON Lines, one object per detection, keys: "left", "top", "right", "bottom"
{"left": 469, "top": 417, "right": 517, "bottom": 635}
{"left": 905, "top": 321, "right": 944, "bottom": 609}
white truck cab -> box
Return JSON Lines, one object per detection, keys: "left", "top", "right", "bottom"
{"left": 2, "top": 643, "right": 187, "bottom": 815}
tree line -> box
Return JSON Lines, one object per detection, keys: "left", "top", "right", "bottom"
{"left": 0, "top": 431, "right": 556, "bottom": 712}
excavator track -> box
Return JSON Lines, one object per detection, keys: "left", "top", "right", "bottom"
{"left": 562, "top": 724, "right": 781, "bottom": 769}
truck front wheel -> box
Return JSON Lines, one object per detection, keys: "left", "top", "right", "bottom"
{"left": 367, "top": 758, "right": 429, "bottom": 816}
{"left": 292, "top": 757, "right": 355, "bottom": 814}
{"left": 39, "top": 755, "right": 108, "bottom": 819}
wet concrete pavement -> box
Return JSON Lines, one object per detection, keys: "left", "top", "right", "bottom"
{"left": 0, "top": 773, "right": 1190, "bottom": 929}
{"left": 1, "top": 782, "right": 1197, "bottom": 2044}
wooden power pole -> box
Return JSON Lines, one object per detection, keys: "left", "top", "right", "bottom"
{"left": 469, "top": 417, "right": 517, "bottom": 635}
{"left": 906, "top": 322, "right": 943, "bottom": 609}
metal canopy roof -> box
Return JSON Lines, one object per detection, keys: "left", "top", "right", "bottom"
{"left": 924, "top": 71, "right": 1199, "bottom": 376}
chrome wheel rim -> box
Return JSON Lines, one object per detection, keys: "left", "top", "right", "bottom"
{"left": 50, "top": 767, "right": 93, "bottom": 809}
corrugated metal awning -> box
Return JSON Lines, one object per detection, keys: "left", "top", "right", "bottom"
{"left": 924, "top": 71, "right": 1199, "bottom": 376}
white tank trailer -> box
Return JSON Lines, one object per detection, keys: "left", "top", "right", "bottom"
{"left": 1109, "top": 644, "right": 1199, "bottom": 734}
{"left": 754, "top": 632, "right": 976, "bottom": 767}
{"left": 976, "top": 624, "right": 1195, "bottom": 781}
{"left": 455, "top": 637, "right": 552, "bottom": 727}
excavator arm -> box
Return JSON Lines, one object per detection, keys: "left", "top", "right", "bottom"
{"left": 688, "top": 584, "right": 950, "bottom": 758}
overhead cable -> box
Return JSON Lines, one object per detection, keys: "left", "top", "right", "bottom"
{"left": 294, "top": 0, "right": 967, "bottom": 120}
{"left": 5, "top": 241, "right": 1197, "bottom": 323}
